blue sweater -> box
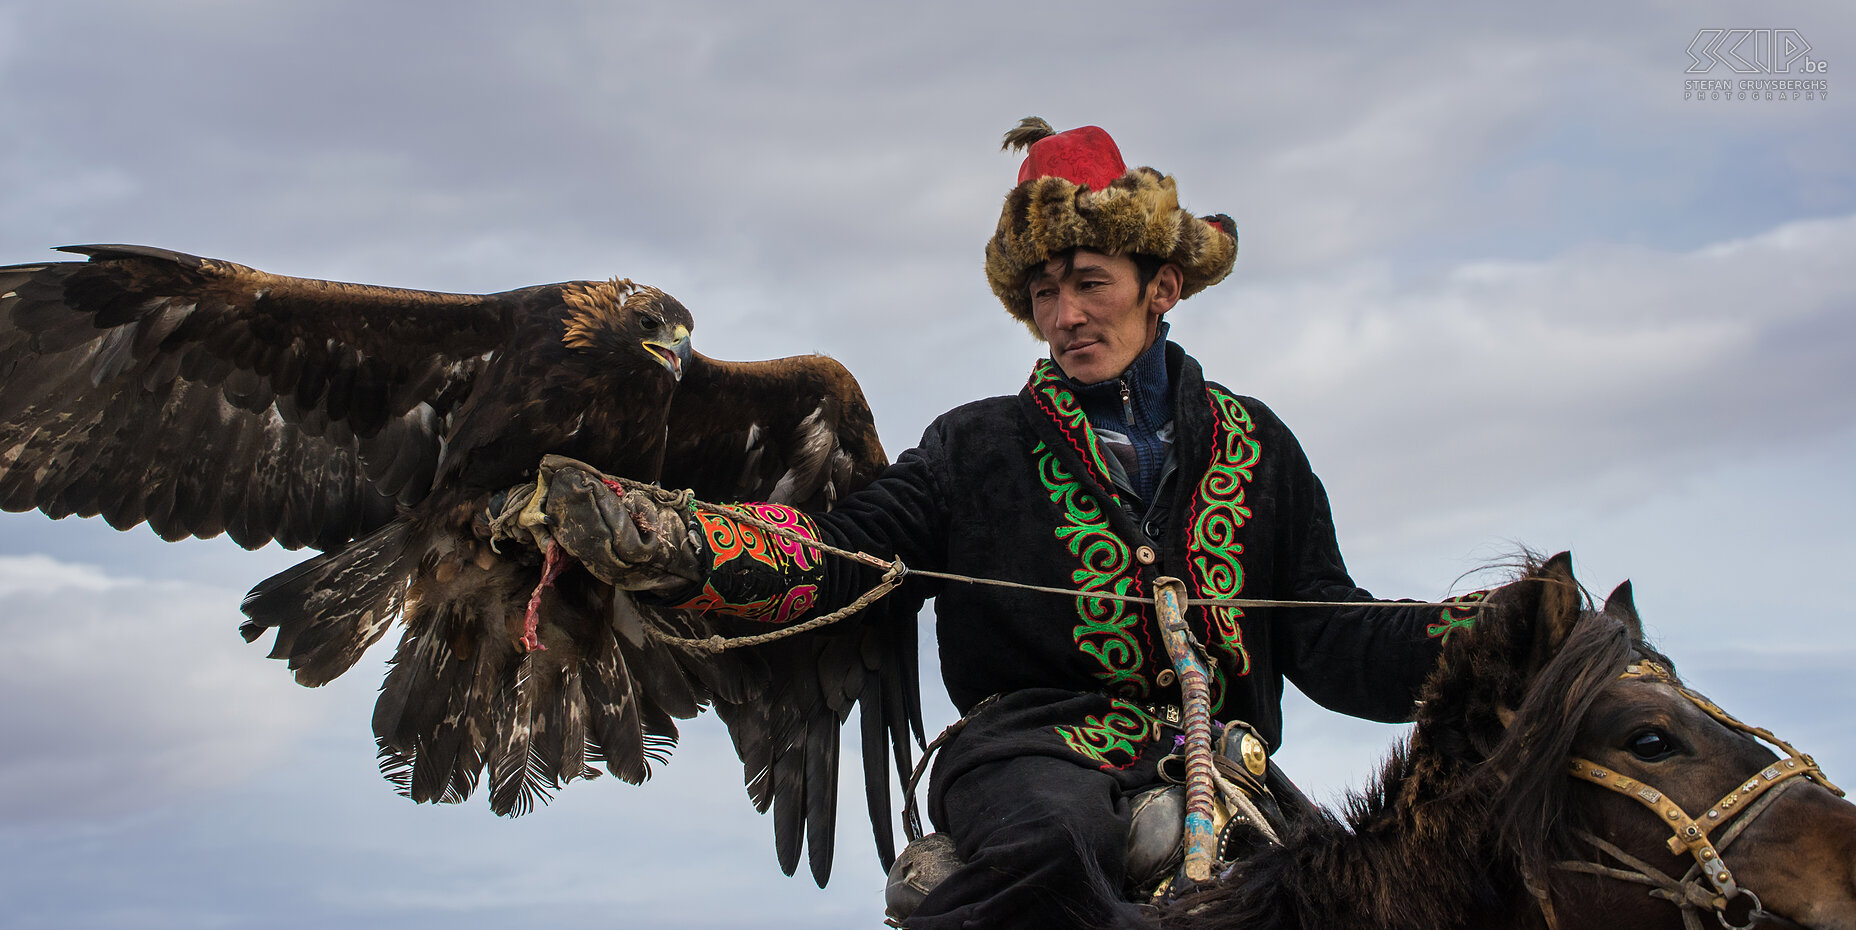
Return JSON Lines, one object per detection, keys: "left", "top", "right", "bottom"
{"left": 1065, "top": 322, "right": 1173, "bottom": 508}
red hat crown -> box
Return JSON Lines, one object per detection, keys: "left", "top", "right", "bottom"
{"left": 1012, "top": 123, "right": 1127, "bottom": 191}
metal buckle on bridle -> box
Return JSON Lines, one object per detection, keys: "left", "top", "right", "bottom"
{"left": 1561, "top": 660, "right": 1844, "bottom": 929}
{"left": 1715, "top": 887, "right": 1765, "bottom": 930}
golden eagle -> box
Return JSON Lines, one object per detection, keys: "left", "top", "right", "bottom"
{"left": 0, "top": 244, "right": 922, "bottom": 885}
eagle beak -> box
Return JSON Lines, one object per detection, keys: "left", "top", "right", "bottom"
{"left": 643, "top": 325, "right": 692, "bottom": 381}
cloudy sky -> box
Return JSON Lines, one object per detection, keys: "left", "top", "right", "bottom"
{"left": 1, "top": 1, "right": 1851, "bottom": 927}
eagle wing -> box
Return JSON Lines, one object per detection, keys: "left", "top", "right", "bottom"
{"left": 0, "top": 244, "right": 511, "bottom": 549}
{"left": 0, "top": 244, "right": 924, "bottom": 886}
{"left": 659, "top": 354, "right": 926, "bottom": 885}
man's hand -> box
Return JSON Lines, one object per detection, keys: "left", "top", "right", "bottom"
{"left": 488, "top": 461, "right": 704, "bottom": 597}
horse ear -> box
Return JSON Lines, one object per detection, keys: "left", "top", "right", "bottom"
{"left": 1531, "top": 551, "right": 1582, "bottom": 658}
{"left": 1601, "top": 580, "right": 1644, "bottom": 642}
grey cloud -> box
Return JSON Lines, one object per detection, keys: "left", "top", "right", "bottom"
{"left": 0, "top": 718, "right": 887, "bottom": 929}
{"left": 1172, "top": 213, "right": 1856, "bottom": 547}
{"left": 6, "top": 1, "right": 1849, "bottom": 334}
{"left": 0, "top": 555, "right": 325, "bottom": 822}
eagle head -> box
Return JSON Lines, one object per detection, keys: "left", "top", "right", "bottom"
{"left": 560, "top": 278, "right": 694, "bottom": 380}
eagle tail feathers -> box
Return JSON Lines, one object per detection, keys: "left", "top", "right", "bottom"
{"left": 487, "top": 655, "right": 555, "bottom": 817}
{"left": 372, "top": 572, "right": 697, "bottom": 816}
{"left": 374, "top": 601, "right": 502, "bottom": 807}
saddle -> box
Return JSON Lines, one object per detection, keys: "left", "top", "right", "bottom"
{"left": 883, "top": 720, "right": 1317, "bottom": 925}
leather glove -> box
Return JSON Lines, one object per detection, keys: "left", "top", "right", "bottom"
{"left": 544, "top": 467, "right": 703, "bottom": 595}
{"left": 488, "top": 457, "right": 705, "bottom": 596}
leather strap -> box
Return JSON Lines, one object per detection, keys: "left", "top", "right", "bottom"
{"left": 1560, "top": 658, "right": 1843, "bottom": 924}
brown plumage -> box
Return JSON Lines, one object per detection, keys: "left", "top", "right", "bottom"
{"left": 0, "top": 244, "right": 920, "bottom": 885}
{"left": 1001, "top": 116, "right": 1056, "bottom": 152}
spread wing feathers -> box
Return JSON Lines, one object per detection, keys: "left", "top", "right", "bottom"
{"left": 0, "top": 245, "right": 507, "bottom": 550}
{"left": 697, "top": 597, "right": 926, "bottom": 886}
{"left": 659, "top": 353, "right": 926, "bottom": 885}
{"left": 239, "top": 517, "right": 420, "bottom": 686}
{"left": 661, "top": 353, "right": 884, "bottom": 508}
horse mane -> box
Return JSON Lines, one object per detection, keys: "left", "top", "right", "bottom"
{"left": 1483, "top": 608, "right": 1644, "bottom": 884}
{"left": 1163, "top": 554, "right": 1659, "bottom": 930}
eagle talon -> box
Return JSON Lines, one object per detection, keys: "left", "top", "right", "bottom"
{"left": 516, "top": 469, "right": 555, "bottom": 548}
{"left": 486, "top": 469, "right": 557, "bottom": 556}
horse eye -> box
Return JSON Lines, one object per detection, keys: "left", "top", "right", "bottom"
{"left": 1628, "top": 729, "right": 1676, "bottom": 762}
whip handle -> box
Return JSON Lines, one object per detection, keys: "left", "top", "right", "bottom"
{"left": 1155, "top": 576, "right": 1217, "bottom": 884}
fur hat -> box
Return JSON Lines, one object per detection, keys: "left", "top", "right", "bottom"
{"left": 984, "top": 117, "right": 1238, "bottom": 333}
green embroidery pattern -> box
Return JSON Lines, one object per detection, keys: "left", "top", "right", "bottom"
{"left": 1035, "top": 443, "right": 1149, "bottom": 699}
{"left": 1055, "top": 699, "right": 1163, "bottom": 770}
{"left": 1186, "top": 388, "right": 1263, "bottom": 712}
{"left": 1428, "top": 591, "right": 1486, "bottom": 644}
{"left": 1029, "top": 359, "right": 1120, "bottom": 500}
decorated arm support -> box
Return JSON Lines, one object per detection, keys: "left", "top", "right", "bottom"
{"left": 668, "top": 502, "right": 830, "bottom": 624}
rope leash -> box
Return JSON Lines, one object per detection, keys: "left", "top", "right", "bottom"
{"left": 544, "top": 462, "right": 1492, "bottom": 653}
{"left": 896, "top": 568, "right": 1485, "bottom": 610}
{"left": 643, "top": 561, "right": 908, "bottom": 654}
{"left": 598, "top": 470, "right": 1488, "bottom": 610}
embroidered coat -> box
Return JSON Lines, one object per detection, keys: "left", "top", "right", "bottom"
{"left": 674, "top": 343, "right": 1471, "bottom": 773}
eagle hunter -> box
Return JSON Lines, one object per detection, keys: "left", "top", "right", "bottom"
{"left": 0, "top": 244, "right": 923, "bottom": 885}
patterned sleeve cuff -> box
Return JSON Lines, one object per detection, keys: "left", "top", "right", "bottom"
{"left": 666, "top": 503, "right": 828, "bottom": 624}
{"left": 1428, "top": 590, "right": 1488, "bottom": 645}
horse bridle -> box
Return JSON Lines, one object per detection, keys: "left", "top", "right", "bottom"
{"left": 1556, "top": 660, "right": 1845, "bottom": 930}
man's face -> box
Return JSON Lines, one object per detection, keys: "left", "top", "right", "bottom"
{"left": 1029, "top": 249, "right": 1181, "bottom": 385}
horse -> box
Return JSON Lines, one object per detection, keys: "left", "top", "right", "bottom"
{"left": 1160, "top": 552, "right": 1856, "bottom": 930}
